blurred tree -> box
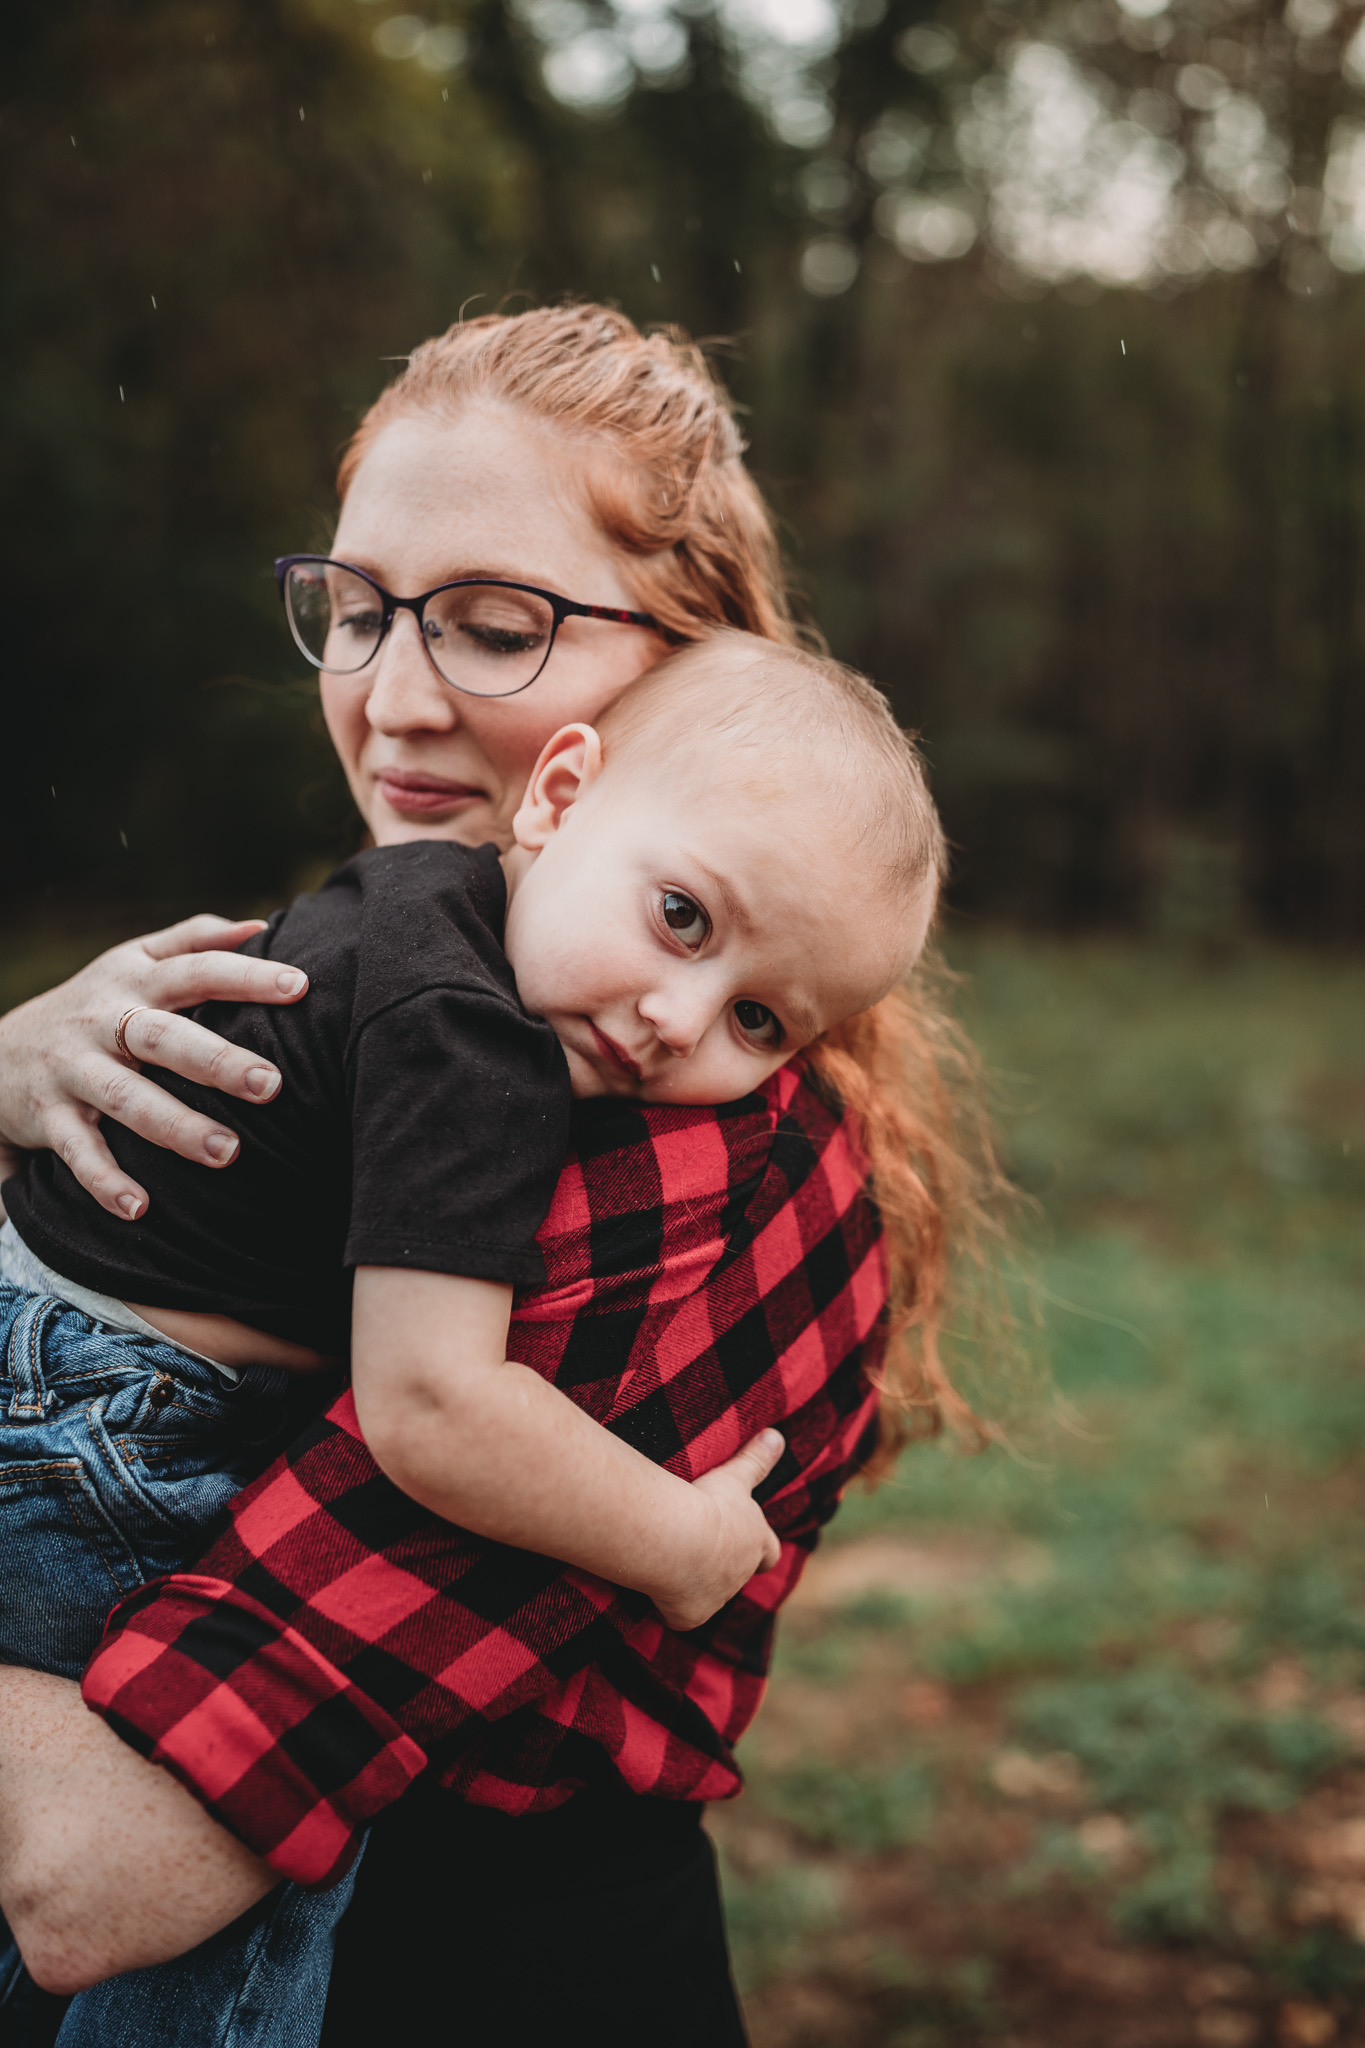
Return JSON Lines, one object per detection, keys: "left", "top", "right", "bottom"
{"left": 1, "top": 0, "right": 1362, "bottom": 937}
{"left": 2, "top": 0, "right": 524, "bottom": 908}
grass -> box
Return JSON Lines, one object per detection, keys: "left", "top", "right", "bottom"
{"left": 714, "top": 934, "right": 1365, "bottom": 2047}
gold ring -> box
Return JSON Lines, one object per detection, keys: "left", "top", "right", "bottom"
{"left": 114, "top": 1007, "right": 148, "bottom": 1064}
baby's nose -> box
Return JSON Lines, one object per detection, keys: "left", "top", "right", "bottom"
{"left": 638, "top": 988, "right": 713, "bottom": 1059}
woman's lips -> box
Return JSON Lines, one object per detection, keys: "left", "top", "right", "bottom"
{"left": 589, "top": 1023, "right": 643, "bottom": 1083}
{"left": 375, "top": 769, "right": 484, "bottom": 818}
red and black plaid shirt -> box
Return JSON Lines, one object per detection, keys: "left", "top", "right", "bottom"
{"left": 82, "top": 1063, "right": 886, "bottom": 1889}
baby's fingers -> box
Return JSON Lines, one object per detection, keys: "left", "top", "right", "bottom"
{"left": 691, "top": 1430, "right": 786, "bottom": 1583}
{"left": 714, "top": 1428, "right": 785, "bottom": 1496}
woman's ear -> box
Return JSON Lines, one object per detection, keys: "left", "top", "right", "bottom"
{"left": 511, "top": 724, "right": 604, "bottom": 852}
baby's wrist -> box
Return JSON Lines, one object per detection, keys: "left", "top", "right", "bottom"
{"left": 634, "top": 1491, "right": 720, "bottom": 1608}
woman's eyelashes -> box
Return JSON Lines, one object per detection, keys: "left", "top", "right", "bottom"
{"left": 339, "top": 606, "right": 382, "bottom": 639}
{"left": 733, "top": 999, "right": 783, "bottom": 1051}
{"left": 659, "top": 889, "right": 710, "bottom": 950}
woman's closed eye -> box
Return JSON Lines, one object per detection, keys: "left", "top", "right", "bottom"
{"left": 448, "top": 620, "right": 542, "bottom": 657}
{"left": 336, "top": 605, "right": 383, "bottom": 641}
{"left": 660, "top": 890, "right": 710, "bottom": 950}
{"left": 733, "top": 999, "right": 783, "bottom": 1051}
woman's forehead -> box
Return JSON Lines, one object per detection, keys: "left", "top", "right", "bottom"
{"left": 334, "top": 408, "right": 637, "bottom": 603}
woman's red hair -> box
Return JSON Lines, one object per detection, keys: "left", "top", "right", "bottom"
{"left": 340, "top": 303, "right": 1016, "bottom": 1457}
{"left": 338, "top": 304, "right": 804, "bottom": 648}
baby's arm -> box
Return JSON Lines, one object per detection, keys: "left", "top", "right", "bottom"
{"left": 350, "top": 1266, "right": 781, "bottom": 1632}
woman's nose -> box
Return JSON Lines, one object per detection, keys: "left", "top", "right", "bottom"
{"left": 364, "top": 610, "right": 459, "bottom": 736}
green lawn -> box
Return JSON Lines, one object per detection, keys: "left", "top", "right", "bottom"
{"left": 717, "top": 936, "right": 1365, "bottom": 2048}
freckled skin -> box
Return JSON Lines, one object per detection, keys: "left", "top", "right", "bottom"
{"left": 320, "top": 407, "right": 670, "bottom": 853}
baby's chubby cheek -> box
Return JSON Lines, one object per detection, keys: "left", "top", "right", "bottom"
{"left": 503, "top": 943, "right": 589, "bottom": 1029}
{"left": 560, "top": 1041, "right": 609, "bottom": 1099}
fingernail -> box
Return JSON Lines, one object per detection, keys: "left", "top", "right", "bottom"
{"left": 204, "top": 1132, "right": 239, "bottom": 1164}
{"left": 244, "top": 1067, "right": 280, "bottom": 1101}
{"left": 117, "top": 1194, "right": 144, "bottom": 1220}
{"left": 761, "top": 1429, "right": 784, "bottom": 1453}
{"left": 277, "top": 970, "right": 307, "bottom": 996}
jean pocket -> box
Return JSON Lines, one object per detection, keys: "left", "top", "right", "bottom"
{"left": 0, "top": 1455, "right": 152, "bottom": 1678}
{"left": 115, "top": 1434, "right": 255, "bottom": 1538}
{"left": 84, "top": 1385, "right": 258, "bottom": 1553}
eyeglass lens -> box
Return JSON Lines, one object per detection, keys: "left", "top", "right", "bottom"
{"left": 284, "top": 562, "right": 557, "bottom": 697}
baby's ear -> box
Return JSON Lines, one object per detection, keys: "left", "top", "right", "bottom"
{"left": 511, "top": 724, "right": 604, "bottom": 851}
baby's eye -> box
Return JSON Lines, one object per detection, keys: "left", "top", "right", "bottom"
{"left": 661, "top": 890, "right": 710, "bottom": 950}
{"left": 734, "top": 1000, "right": 783, "bottom": 1050}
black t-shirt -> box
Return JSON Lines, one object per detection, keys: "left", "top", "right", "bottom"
{"left": 4, "top": 843, "right": 571, "bottom": 1356}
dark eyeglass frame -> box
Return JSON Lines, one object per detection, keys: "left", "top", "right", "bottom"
{"left": 274, "top": 555, "right": 660, "bottom": 700}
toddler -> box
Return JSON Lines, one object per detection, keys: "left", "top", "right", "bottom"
{"left": 0, "top": 628, "right": 944, "bottom": 2040}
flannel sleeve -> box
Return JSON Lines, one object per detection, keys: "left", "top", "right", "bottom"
{"left": 81, "top": 1068, "right": 886, "bottom": 1888}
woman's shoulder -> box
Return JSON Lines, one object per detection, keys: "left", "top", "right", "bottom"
{"left": 523, "top": 1062, "right": 874, "bottom": 1310}
{"left": 559, "top": 1063, "right": 844, "bottom": 1206}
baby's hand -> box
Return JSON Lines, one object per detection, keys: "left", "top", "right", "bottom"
{"left": 649, "top": 1429, "right": 785, "bottom": 1632}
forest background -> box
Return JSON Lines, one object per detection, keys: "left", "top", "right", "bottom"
{"left": 4, "top": 0, "right": 1364, "bottom": 938}
{"left": 4, "top": 5, "right": 1365, "bottom": 2046}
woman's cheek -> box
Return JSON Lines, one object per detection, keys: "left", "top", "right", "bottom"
{"left": 475, "top": 695, "right": 575, "bottom": 794}
{"left": 319, "top": 682, "right": 370, "bottom": 813}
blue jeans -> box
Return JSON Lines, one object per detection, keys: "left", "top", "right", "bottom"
{"left": 0, "top": 1281, "right": 357, "bottom": 2048}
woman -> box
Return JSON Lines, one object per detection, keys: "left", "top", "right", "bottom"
{"left": 0, "top": 305, "right": 989, "bottom": 2044}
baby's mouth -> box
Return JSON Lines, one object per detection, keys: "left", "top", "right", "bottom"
{"left": 588, "top": 1023, "right": 643, "bottom": 1084}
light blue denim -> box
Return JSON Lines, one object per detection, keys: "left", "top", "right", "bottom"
{"left": 0, "top": 1278, "right": 358, "bottom": 2048}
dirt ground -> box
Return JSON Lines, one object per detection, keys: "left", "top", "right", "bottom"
{"left": 714, "top": 1538, "right": 1365, "bottom": 2048}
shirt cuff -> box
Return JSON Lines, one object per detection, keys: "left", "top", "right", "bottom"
{"left": 81, "top": 1574, "right": 427, "bottom": 1889}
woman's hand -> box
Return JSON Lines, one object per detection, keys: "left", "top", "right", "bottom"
{"left": 0, "top": 914, "right": 309, "bottom": 1221}
{"left": 648, "top": 1430, "right": 785, "bottom": 1633}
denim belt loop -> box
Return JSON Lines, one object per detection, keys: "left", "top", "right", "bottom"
{"left": 6, "top": 1293, "right": 60, "bottom": 1418}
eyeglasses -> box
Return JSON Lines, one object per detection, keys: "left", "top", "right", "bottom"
{"left": 274, "top": 556, "right": 658, "bottom": 700}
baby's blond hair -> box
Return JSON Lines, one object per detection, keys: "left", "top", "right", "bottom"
{"left": 595, "top": 631, "right": 946, "bottom": 913}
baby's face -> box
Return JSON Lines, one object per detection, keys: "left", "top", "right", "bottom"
{"left": 503, "top": 747, "right": 926, "bottom": 1104}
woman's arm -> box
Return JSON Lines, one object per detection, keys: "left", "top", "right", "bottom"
{"left": 351, "top": 1266, "right": 782, "bottom": 1630}
{"left": 0, "top": 915, "right": 309, "bottom": 1220}
{"left": 0, "top": 1669, "right": 276, "bottom": 1994}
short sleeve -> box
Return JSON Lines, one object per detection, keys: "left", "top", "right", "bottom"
{"left": 344, "top": 985, "right": 570, "bottom": 1287}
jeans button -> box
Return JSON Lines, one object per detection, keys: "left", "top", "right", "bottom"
{"left": 148, "top": 1376, "right": 175, "bottom": 1411}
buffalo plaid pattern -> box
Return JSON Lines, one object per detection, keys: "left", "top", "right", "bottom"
{"left": 82, "top": 1062, "right": 886, "bottom": 1888}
